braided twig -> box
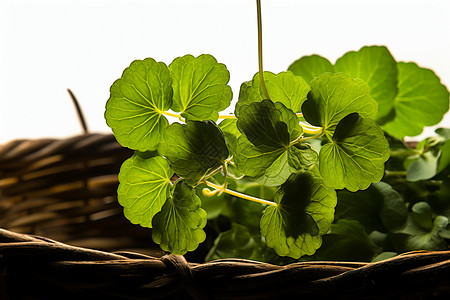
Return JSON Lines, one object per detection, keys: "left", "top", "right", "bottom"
{"left": 1, "top": 228, "right": 450, "bottom": 299}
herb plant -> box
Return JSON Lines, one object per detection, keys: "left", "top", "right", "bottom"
{"left": 105, "top": 1, "right": 449, "bottom": 261}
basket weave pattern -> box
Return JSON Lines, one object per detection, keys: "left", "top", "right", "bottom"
{"left": 1, "top": 134, "right": 450, "bottom": 299}
{"left": 0, "top": 134, "right": 159, "bottom": 253}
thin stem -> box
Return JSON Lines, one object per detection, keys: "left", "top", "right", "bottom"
{"left": 218, "top": 114, "right": 237, "bottom": 119}
{"left": 384, "top": 170, "right": 407, "bottom": 177}
{"left": 300, "top": 130, "right": 324, "bottom": 142}
{"left": 163, "top": 111, "right": 185, "bottom": 122}
{"left": 256, "top": 0, "right": 270, "bottom": 100}
{"left": 205, "top": 180, "right": 277, "bottom": 207}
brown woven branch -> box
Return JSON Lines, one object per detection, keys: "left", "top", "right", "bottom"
{"left": 1, "top": 228, "right": 450, "bottom": 299}
{"left": 0, "top": 134, "right": 163, "bottom": 254}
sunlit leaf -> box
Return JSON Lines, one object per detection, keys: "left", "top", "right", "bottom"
{"left": 152, "top": 181, "right": 207, "bottom": 255}
{"left": 105, "top": 58, "right": 173, "bottom": 151}
{"left": 118, "top": 154, "right": 173, "bottom": 228}
{"left": 260, "top": 171, "right": 337, "bottom": 258}
{"left": 334, "top": 46, "right": 398, "bottom": 122}
{"left": 319, "top": 113, "right": 390, "bottom": 191}
{"left": 159, "top": 120, "right": 229, "bottom": 186}
{"left": 236, "top": 71, "right": 310, "bottom": 113}
{"left": 382, "top": 62, "right": 450, "bottom": 138}
{"left": 234, "top": 99, "right": 317, "bottom": 186}
{"left": 302, "top": 73, "right": 377, "bottom": 140}
{"left": 288, "top": 54, "right": 334, "bottom": 83}
{"left": 169, "top": 54, "right": 232, "bottom": 121}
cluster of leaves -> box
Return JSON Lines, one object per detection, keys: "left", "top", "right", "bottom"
{"left": 105, "top": 45, "right": 450, "bottom": 262}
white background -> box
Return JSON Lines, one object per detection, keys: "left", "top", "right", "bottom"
{"left": 1, "top": 0, "right": 449, "bottom": 144}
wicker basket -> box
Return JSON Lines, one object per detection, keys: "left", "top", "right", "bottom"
{"left": 0, "top": 133, "right": 162, "bottom": 254}
{"left": 1, "top": 134, "right": 450, "bottom": 299}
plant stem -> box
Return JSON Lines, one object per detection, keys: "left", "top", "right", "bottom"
{"left": 384, "top": 170, "right": 407, "bottom": 177}
{"left": 163, "top": 111, "right": 185, "bottom": 122}
{"left": 217, "top": 114, "right": 237, "bottom": 119}
{"left": 256, "top": 0, "right": 270, "bottom": 100}
{"left": 300, "top": 130, "right": 324, "bottom": 142}
{"left": 204, "top": 180, "right": 277, "bottom": 207}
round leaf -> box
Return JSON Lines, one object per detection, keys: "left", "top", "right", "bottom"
{"left": 159, "top": 120, "right": 229, "bottom": 185}
{"left": 234, "top": 100, "right": 317, "bottom": 186}
{"left": 302, "top": 73, "right": 378, "bottom": 140}
{"left": 288, "top": 54, "right": 334, "bottom": 83}
{"left": 169, "top": 54, "right": 232, "bottom": 121}
{"left": 152, "top": 181, "right": 207, "bottom": 255}
{"left": 118, "top": 154, "right": 173, "bottom": 228}
{"left": 382, "top": 62, "right": 450, "bottom": 138}
{"left": 319, "top": 113, "right": 390, "bottom": 191}
{"left": 260, "top": 171, "right": 337, "bottom": 258}
{"left": 105, "top": 58, "right": 173, "bottom": 151}
{"left": 334, "top": 46, "right": 398, "bottom": 122}
{"left": 236, "top": 71, "right": 310, "bottom": 114}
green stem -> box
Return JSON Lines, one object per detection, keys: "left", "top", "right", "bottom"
{"left": 384, "top": 170, "right": 407, "bottom": 177}
{"left": 204, "top": 180, "right": 277, "bottom": 207}
{"left": 256, "top": 0, "right": 270, "bottom": 100}
{"left": 300, "top": 130, "right": 324, "bottom": 142}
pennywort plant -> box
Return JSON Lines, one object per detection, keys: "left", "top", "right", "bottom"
{"left": 105, "top": 1, "right": 449, "bottom": 259}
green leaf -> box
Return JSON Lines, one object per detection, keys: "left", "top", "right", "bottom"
{"left": 336, "top": 182, "right": 407, "bottom": 233}
{"left": 287, "top": 54, "right": 334, "bottom": 83}
{"left": 206, "top": 223, "right": 257, "bottom": 260}
{"left": 392, "top": 202, "right": 448, "bottom": 251}
{"left": 206, "top": 223, "right": 289, "bottom": 264}
{"left": 105, "top": 58, "right": 173, "bottom": 151}
{"left": 260, "top": 171, "right": 337, "bottom": 258}
{"left": 169, "top": 54, "right": 232, "bottom": 121}
{"left": 236, "top": 71, "right": 310, "bottom": 114}
{"left": 319, "top": 113, "right": 390, "bottom": 191}
{"left": 334, "top": 46, "right": 398, "bottom": 122}
{"left": 428, "top": 177, "right": 450, "bottom": 219}
{"left": 118, "top": 154, "right": 173, "bottom": 228}
{"left": 302, "top": 73, "right": 378, "bottom": 140}
{"left": 436, "top": 128, "right": 450, "bottom": 139}
{"left": 406, "top": 151, "right": 439, "bottom": 181}
{"left": 312, "top": 219, "right": 377, "bottom": 262}
{"left": 382, "top": 62, "right": 450, "bottom": 138}
{"left": 234, "top": 99, "right": 318, "bottom": 186}
{"left": 437, "top": 140, "right": 450, "bottom": 174}
{"left": 159, "top": 120, "right": 229, "bottom": 185}
{"left": 218, "top": 118, "right": 241, "bottom": 156}
{"left": 152, "top": 181, "right": 207, "bottom": 255}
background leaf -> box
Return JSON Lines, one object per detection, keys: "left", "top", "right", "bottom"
{"left": 260, "top": 172, "right": 337, "bottom": 258}
{"left": 406, "top": 151, "right": 439, "bottom": 182}
{"left": 437, "top": 139, "right": 450, "bottom": 174}
{"left": 105, "top": 58, "right": 173, "bottom": 151}
{"left": 152, "top": 181, "right": 207, "bottom": 255}
{"left": 334, "top": 46, "right": 398, "bottom": 122}
{"left": 311, "top": 219, "right": 377, "bottom": 262}
{"left": 288, "top": 54, "right": 334, "bottom": 84}
{"left": 118, "top": 154, "right": 173, "bottom": 228}
{"left": 319, "top": 113, "right": 390, "bottom": 191}
{"left": 235, "top": 71, "right": 310, "bottom": 114}
{"left": 159, "top": 120, "right": 229, "bottom": 185}
{"left": 234, "top": 100, "right": 317, "bottom": 186}
{"left": 169, "top": 54, "right": 232, "bottom": 121}
{"left": 391, "top": 202, "right": 448, "bottom": 251}
{"left": 335, "top": 182, "right": 407, "bottom": 233}
{"left": 381, "top": 62, "right": 450, "bottom": 138}
{"left": 302, "top": 73, "right": 377, "bottom": 140}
